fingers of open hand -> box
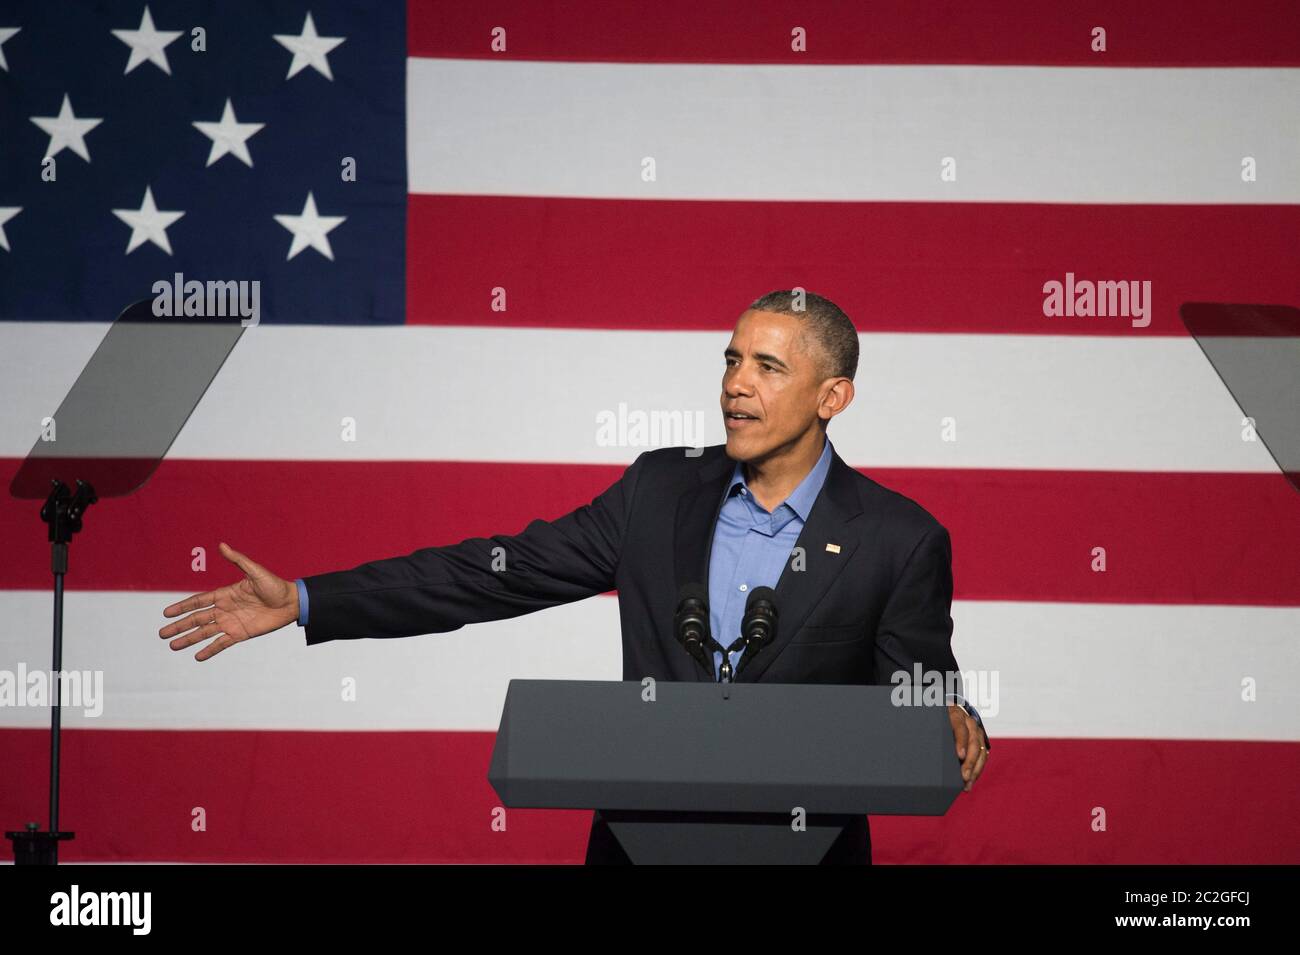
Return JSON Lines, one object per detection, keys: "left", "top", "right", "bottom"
{"left": 160, "top": 591, "right": 217, "bottom": 625}
{"left": 193, "top": 633, "right": 238, "bottom": 662}
{"left": 162, "top": 611, "right": 224, "bottom": 649}
{"left": 158, "top": 605, "right": 221, "bottom": 640}
{"left": 163, "top": 613, "right": 242, "bottom": 660}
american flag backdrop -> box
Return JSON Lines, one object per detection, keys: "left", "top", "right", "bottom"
{"left": 1, "top": 0, "right": 1298, "bottom": 864}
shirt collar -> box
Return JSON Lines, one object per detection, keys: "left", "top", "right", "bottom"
{"left": 726, "top": 435, "right": 834, "bottom": 521}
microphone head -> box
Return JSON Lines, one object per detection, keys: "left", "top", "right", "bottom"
{"left": 677, "top": 582, "right": 709, "bottom": 609}
{"left": 744, "top": 586, "right": 777, "bottom": 611}
{"left": 741, "top": 587, "right": 778, "bottom": 647}
{"left": 674, "top": 583, "right": 712, "bottom": 670}
{"left": 674, "top": 583, "right": 710, "bottom": 635}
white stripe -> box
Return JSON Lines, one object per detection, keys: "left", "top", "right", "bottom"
{"left": 0, "top": 322, "right": 1278, "bottom": 472}
{"left": 952, "top": 601, "right": 1300, "bottom": 741}
{"left": 0, "top": 591, "right": 1295, "bottom": 740}
{"left": 408, "top": 59, "right": 1300, "bottom": 203}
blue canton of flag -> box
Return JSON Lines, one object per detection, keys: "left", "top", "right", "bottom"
{"left": 0, "top": 1, "right": 406, "bottom": 324}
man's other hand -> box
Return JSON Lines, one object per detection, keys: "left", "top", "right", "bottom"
{"left": 948, "top": 703, "right": 989, "bottom": 793}
{"left": 158, "top": 542, "right": 299, "bottom": 661}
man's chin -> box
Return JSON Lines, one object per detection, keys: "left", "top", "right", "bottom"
{"left": 724, "top": 434, "right": 763, "bottom": 463}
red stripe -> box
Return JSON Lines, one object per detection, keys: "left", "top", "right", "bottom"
{"left": 407, "top": 0, "right": 1300, "bottom": 67}
{"left": 406, "top": 196, "right": 1300, "bottom": 335}
{"left": 2, "top": 459, "right": 1297, "bottom": 605}
{"left": 2, "top": 728, "right": 1296, "bottom": 863}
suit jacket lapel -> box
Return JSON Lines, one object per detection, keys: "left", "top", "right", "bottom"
{"left": 736, "top": 449, "right": 864, "bottom": 684}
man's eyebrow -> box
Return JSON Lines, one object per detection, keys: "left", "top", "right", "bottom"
{"left": 754, "top": 351, "right": 791, "bottom": 370}
{"left": 723, "top": 348, "right": 791, "bottom": 371}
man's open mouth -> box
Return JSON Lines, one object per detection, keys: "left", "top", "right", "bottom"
{"left": 725, "top": 411, "right": 759, "bottom": 428}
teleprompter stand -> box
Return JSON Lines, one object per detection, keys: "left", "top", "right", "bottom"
{"left": 3, "top": 480, "right": 95, "bottom": 864}
{"left": 5, "top": 299, "right": 247, "bottom": 863}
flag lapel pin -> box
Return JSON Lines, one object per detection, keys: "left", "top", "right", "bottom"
{"left": 825, "top": 543, "right": 841, "bottom": 554}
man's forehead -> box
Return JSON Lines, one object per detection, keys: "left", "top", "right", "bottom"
{"left": 728, "top": 311, "right": 807, "bottom": 355}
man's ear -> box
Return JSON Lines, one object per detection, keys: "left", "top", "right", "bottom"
{"left": 818, "top": 378, "right": 855, "bottom": 421}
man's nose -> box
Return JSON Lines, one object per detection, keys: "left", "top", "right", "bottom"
{"left": 725, "top": 367, "right": 755, "bottom": 395}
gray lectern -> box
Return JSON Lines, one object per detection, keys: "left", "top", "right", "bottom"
{"left": 488, "top": 679, "right": 964, "bottom": 864}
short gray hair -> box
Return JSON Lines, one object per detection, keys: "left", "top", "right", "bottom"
{"left": 745, "top": 290, "right": 859, "bottom": 381}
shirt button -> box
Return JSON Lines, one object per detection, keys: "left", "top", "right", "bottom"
{"left": 739, "top": 584, "right": 748, "bottom": 592}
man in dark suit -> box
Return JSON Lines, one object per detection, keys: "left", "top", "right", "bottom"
{"left": 160, "top": 289, "right": 990, "bottom": 864}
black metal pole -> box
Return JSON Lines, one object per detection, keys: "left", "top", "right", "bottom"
{"left": 50, "top": 541, "right": 67, "bottom": 836}
{"left": 6, "top": 480, "right": 86, "bottom": 863}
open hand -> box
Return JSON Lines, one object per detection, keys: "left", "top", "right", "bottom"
{"left": 158, "top": 542, "right": 298, "bottom": 661}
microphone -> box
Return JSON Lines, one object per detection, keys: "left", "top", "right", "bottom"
{"left": 673, "top": 583, "right": 713, "bottom": 674}
{"left": 736, "top": 586, "right": 778, "bottom": 675}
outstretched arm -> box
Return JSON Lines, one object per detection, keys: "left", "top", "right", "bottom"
{"left": 159, "top": 452, "right": 649, "bottom": 658}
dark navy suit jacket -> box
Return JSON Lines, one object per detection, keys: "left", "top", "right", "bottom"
{"left": 300, "top": 443, "right": 981, "bottom": 863}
